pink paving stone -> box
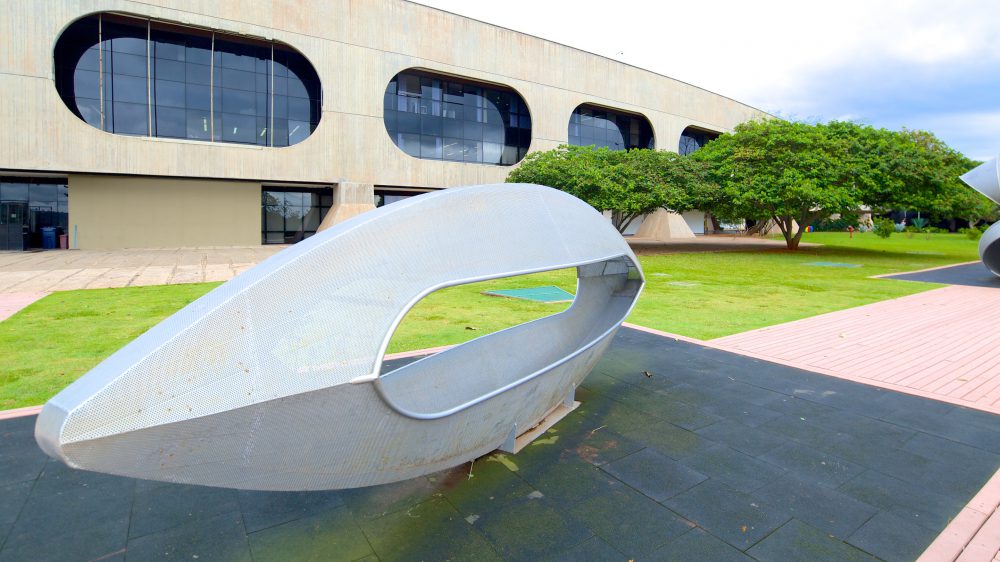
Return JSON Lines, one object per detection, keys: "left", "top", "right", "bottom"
{"left": 0, "top": 291, "right": 48, "bottom": 322}
{"left": 710, "top": 285, "right": 1000, "bottom": 415}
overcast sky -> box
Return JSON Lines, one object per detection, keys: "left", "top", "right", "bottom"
{"left": 410, "top": 0, "right": 1000, "bottom": 161}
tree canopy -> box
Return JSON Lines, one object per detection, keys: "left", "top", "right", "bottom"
{"left": 692, "top": 120, "right": 977, "bottom": 249}
{"left": 506, "top": 145, "right": 709, "bottom": 233}
{"left": 506, "top": 121, "right": 985, "bottom": 249}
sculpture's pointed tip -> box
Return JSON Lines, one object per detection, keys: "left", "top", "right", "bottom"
{"left": 34, "top": 402, "right": 70, "bottom": 463}
{"left": 960, "top": 157, "right": 1000, "bottom": 204}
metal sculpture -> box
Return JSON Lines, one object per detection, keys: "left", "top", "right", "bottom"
{"left": 960, "top": 157, "right": 1000, "bottom": 276}
{"left": 35, "top": 184, "right": 644, "bottom": 491}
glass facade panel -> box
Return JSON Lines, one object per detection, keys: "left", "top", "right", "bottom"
{"left": 54, "top": 13, "right": 322, "bottom": 147}
{"left": 678, "top": 127, "right": 720, "bottom": 155}
{"left": 150, "top": 25, "right": 212, "bottom": 141}
{"left": 567, "top": 104, "right": 654, "bottom": 150}
{"left": 261, "top": 187, "right": 332, "bottom": 244}
{"left": 0, "top": 178, "right": 69, "bottom": 250}
{"left": 383, "top": 70, "right": 531, "bottom": 165}
{"left": 373, "top": 188, "right": 429, "bottom": 208}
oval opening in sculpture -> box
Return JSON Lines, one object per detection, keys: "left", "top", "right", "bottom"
{"left": 383, "top": 69, "right": 532, "bottom": 165}
{"left": 375, "top": 257, "right": 642, "bottom": 419}
{"left": 54, "top": 12, "right": 322, "bottom": 147}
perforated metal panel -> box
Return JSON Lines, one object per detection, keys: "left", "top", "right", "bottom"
{"left": 960, "top": 158, "right": 1000, "bottom": 276}
{"left": 35, "top": 183, "right": 644, "bottom": 490}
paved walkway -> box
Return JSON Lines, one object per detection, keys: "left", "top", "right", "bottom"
{"left": 711, "top": 285, "right": 1000, "bottom": 415}
{"left": 0, "top": 237, "right": 792, "bottom": 301}
{"left": 884, "top": 261, "right": 1000, "bottom": 289}
{"left": 0, "top": 247, "right": 284, "bottom": 294}
{"left": 2, "top": 328, "right": 997, "bottom": 561}
{"left": 0, "top": 292, "right": 48, "bottom": 322}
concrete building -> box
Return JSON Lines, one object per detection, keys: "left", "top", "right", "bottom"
{"left": 0, "top": 0, "right": 767, "bottom": 250}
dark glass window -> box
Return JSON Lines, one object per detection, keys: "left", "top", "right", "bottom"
{"left": 373, "top": 188, "right": 429, "bottom": 207}
{"left": 567, "top": 104, "right": 654, "bottom": 150}
{"left": 0, "top": 177, "right": 69, "bottom": 249}
{"left": 678, "top": 126, "right": 720, "bottom": 155}
{"left": 261, "top": 187, "right": 332, "bottom": 244}
{"left": 384, "top": 70, "right": 531, "bottom": 165}
{"left": 273, "top": 47, "right": 322, "bottom": 147}
{"left": 150, "top": 24, "right": 212, "bottom": 141}
{"left": 54, "top": 13, "right": 322, "bottom": 147}
{"left": 102, "top": 16, "right": 150, "bottom": 136}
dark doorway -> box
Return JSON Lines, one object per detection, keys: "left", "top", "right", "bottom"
{"left": 0, "top": 177, "right": 69, "bottom": 250}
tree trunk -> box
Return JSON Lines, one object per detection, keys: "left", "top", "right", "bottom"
{"left": 709, "top": 213, "right": 722, "bottom": 234}
{"left": 618, "top": 213, "right": 640, "bottom": 234}
{"left": 771, "top": 215, "right": 796, "bottom": 249}
{"left": 786, "top": 210, "right": 821, "bottom": 251}
{"left": 745, "top": 219, "right": 770, "bottom": 236}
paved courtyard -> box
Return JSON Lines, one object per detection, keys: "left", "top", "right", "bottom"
{"left": 711, "top": 265, "right": 1000, "bottom": 415}
{"left": 1, "top": 328, "right": 998, "bottom": 561}
{"left": 0, "top": 247, "right": 285, "bottom": 294}
{"left": 0, "top": 237, "right": 797, "bottom": 294}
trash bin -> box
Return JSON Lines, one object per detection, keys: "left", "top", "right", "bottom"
{"left": 59, "top": 234, "right": 68, "bottom": 249}
{"left": 41, "top": 226, "right": 57, "bottom": 249}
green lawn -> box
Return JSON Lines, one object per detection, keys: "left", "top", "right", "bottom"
{"left": 629, "top": 231, "right": 977, "bottom": 338}
{"left": 0, "top": 232, "right": 979, "bottom": 409}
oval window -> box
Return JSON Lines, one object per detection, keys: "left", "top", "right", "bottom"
{"left": 568, "top": 103, "right": 654, "bottom": 150}
{"left": 679, "top": 126, "right": 720, "bottom": 155}
{"left": 54, "top": 13, "right": 322, "bottom": 147}
{"left": 383, "top": 69, "right": 532, "bottom": 166}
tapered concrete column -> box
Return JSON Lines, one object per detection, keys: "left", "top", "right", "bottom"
{"left": 634, "top": 209, "right": 695, "bottom": 240}
{"left": 318, "top": 182, "right": 376, "bottom": 232}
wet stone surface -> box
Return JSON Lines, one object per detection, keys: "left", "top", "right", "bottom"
{"left": 1, "top": 327, "right": 998, "bottom": 561}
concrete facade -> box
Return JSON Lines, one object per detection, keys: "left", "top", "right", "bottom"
{"left": 68, "top": 175, "right": 260, "bottom": 248}
{"left": 0, "top": 0, "right": 768, "bottom": 248}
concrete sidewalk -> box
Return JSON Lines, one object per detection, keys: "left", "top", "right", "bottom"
{"left": 0, "top": 246, "right": 285, "bottom": 294}
{"left": 0, "top": 237, "right": 799, "bottom": 295}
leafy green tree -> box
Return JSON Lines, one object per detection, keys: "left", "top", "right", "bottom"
{"left": 692, "top": 120, "right": 959, "bottom": 250}
{"left": 913, "top": 145, "right": 996, "bottom": 230}
{"left": 933, "top": 182, "right": 1000, "bottom": 230}
{"left": 507, "top": 145, "right": 706, "bottom": 233}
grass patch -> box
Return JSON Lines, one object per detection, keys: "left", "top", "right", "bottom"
{"left": 629, "top": 232, "right": 976, "bottom": 339}
{"left": 385, "top": 271, "right": 576, "bottom": 354}
{"left": 0, "top": 232, "right": 979, "bottom": 409}
{"left": 0, "top": 284, "right": 217, "bottom": 409}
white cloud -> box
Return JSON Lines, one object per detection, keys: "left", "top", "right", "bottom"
{"left": 907, "top": 111, "right": 1000, "bottom": 161}
{"left": 408, "top": 0, "right": 1000, "bottom": 155}
{"left": 409, "top": 0, "right": 1000, "bottom": 100}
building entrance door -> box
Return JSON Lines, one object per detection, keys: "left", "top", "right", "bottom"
{"left": 0, "top": 178, "right": 69, "bottom": 250}
{"left": 0, "top": 201, "right": 28, "bottom": 251}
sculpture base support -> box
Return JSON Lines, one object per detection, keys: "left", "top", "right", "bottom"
{"left": 497, "top": 395, "right": 580, "bottom": 454}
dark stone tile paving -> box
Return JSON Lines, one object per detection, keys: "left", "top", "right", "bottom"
{"left": 601, "top": 448, "right": 707, "bottom": 502}
{"left": 747, "top": 519, "right": 878, "bottom": 562}
{"left": 883, "top": 261, "right": 1000, "bottom": 288}
{"left": 647, "top": 527, "right": 753, "bottom": 561}
{"left": 1, "top": 327, "right": 998, "bottom": 561}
